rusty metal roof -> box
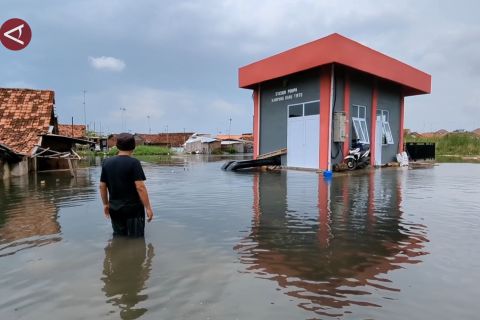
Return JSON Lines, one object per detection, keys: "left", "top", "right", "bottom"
{"left": 0, "top": 88, "right": 55, "bottom": 155}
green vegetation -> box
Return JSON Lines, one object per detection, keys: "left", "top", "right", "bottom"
{"left": 211, "top": 149, "right": 224, "bottom": 155}
{"left": 107, "top": 145, "right": 172, "bottom": 156}
{"left": 405, "top": 132, "right": 480, "bottom": 156}
{"left": 225, "top": 148, "right": 237, "bottom": 154}
{"left": 77, "top": 150, "right": 97, "bottom": 157}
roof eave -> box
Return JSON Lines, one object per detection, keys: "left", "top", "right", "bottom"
{"left": 238, "top": 33, "right": 431, "bottom": 96}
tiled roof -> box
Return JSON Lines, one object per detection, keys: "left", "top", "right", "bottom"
{"left": 216, "top": 134, "right": 243, "bottom": 141}
{"left": 107, "top": 133, "right": 194, "bottom": 148}
{"left": 136, "top": 133, "right": 194, "bottom": 147}
{"left": 0, "top": 88, "right": 55, "bottom": 155}
{"left": 58, "top": 124, "right": 86, "bottom": 139}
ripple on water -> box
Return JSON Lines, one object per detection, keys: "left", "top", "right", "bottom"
{"left": 0, "top": 160, "right": 479, "bottom": 319}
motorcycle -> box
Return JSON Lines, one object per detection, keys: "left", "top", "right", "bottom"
{"left": 344, "top": 140, "right": 370, "bottom": 170}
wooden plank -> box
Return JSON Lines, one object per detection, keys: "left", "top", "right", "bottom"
{"left": 67, "top": 158, "right": 75, "bottom": 177}
{"left": 71, "top": 148, "right": 81, "bottom": 160}
{"left": 32, "top": 147, "right": 51, "bottom": 158}
{"left": 257, "top": 148, "right": 287, "bottom": 160}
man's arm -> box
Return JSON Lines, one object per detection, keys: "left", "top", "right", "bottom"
{"left": 135, "top": 180, "right": 154, "bottom": 222}
{"left": 99, "top": 182, "right": 110, "bottom": 218}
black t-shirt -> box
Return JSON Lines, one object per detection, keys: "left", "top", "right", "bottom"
{"left": 100, "top": 155, "right": 146, "bottom": 210}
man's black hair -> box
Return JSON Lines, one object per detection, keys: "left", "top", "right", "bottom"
{"left": 116, "top": 133, "right": 136, "bottom": 151}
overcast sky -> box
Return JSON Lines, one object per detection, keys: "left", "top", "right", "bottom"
{"left": 1, "top": 0, "right": 479, "bottom": 134}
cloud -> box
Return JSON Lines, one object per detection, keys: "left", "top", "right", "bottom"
{"left": 88, "top": 56, "right": 126, "bottom": 72}
{"left": 72, "top": 86, "right": 250, "bottom": 134}
{"left": 5, "top": 0, "right": 480, "bottom": 133}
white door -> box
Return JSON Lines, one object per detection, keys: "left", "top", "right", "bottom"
{"left": 287, "top": 116, "right": 305, "bottom": 167}
{"left": 287, "top": 102, "right": 320, "bottom": 169}
{"left": 375, "top": 115, "right": 382, "bottom": 166}
{"left": 304, "top": 115, "right": 320, "bottom": 168}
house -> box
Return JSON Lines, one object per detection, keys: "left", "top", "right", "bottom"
{"left": 220, "top": 140, "right": 246, "bottom": 153}
{"left": 58, "top": 123, "right": 107, "bottom": 151}
{"left": 216, "top": 133, "right": 254, "bottom": 153}
{"left": 238, "top": 33, "right": 431, "bottom": 171}
{"left": 138, "top": 132, "right": 194, "bottom": 147}
{"left": 0, "top": 88, "right": 93, "bottom": 178}
{"left": 108, "top": 132, "right": 194, "bottom": 148}
{"left": 58, "top": 124, "right": 86, "bottom": 139}
{"left": 184, "top": 134, "right": 221, "bottom": 154}
{"left": 435, "top": 129, "right": 448, "bottom": 136}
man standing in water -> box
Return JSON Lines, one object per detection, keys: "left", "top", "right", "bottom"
{"left": 99, "top": 133, "right": 154, "bottom": 237}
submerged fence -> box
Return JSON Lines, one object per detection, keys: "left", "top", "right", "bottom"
{"left": 405, "top": 142, "right": 436, "bottom": 161}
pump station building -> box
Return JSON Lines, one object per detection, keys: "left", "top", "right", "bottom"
{"left": 239, "top": 33, "right": 431, "bottom": 171}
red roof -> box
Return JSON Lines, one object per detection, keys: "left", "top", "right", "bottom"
{"left": 0, "top": 88, "right": 56, "bottom": 155}
{"left": 239, "top": 33, "right": 431, "bottom": 96}
{"left": 58, "top": 124, "right": 86, "bottom": 139}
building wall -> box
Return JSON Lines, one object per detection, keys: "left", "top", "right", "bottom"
{"left": 331, "top": 68, "right": 346, "bottom": 165}
{"left": 257, "top": 67, "right": 403, "bottom": 168}
{"left": 185, "top": 141, "right": 221, "bottom": 154}
{"left": 377, "top": 82, "right": 402, "bottom": 163}
{"left": 185, "top": 140, "right": 202, "bottom": 153}
{"left": 259, "top": 69, "right": 321, "bottom": 164}
{"left": 0, "top": 159, "right": 4, "bottom": 179}
{"left": 221, "top": 142, "right": 244, "bottom": 153}
{"left": 1, "top": 157, "right": 31, "bottom": 179}
{"left": 204, "top": 141, "right": 221, "bottom": 154}
{"left": 349, "top": 72, "right": 374, "bottom": 147}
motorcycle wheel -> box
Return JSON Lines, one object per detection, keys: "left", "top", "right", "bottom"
{"left": 346, "top": 159, "right": 356, "bottom": 170}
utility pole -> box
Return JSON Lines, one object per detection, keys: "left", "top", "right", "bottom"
{"left": 83, "top": 90, "right": 87, "bottom": 132}
{"left": 120, "top": 107, "right": 126, "bottom": 131}
{"left": 147, "top": 115, "right": 151, "bottom": 134}
{"left": 165, "top": 125, "right": 169, "bottom": 146}
{"left": 228, "top": 117, "right": 232, "bottom": 138}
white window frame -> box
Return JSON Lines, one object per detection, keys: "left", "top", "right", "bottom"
{"left": 378, "top": 109, "right": 394, "bottom": 145}
{"left": 287, "top": 100, "right": 320, "bottom": 118}
{"left": 351, "top": 105, "right": 369, "bottom": 144}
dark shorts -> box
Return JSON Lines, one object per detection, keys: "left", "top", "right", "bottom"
{"left": 109, "top": 204, "right": 145, "bottom": 237}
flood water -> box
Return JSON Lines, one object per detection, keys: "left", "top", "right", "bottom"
{"left": 1, "top": 157, "right": 479, "bottom": 320}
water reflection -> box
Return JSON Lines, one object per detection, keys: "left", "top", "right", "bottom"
{"left": 101, "top": 237, "right": 155, "bottom": 320}
{"left": 0, "top": 170, "right": 95, "bottom": 257}
{"left": 236, "top": 170, "right": 429, "bottom": 318}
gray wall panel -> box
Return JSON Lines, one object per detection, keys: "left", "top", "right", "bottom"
{"left": 259, "top": 69, "right": 321, "bottom": 161}
{"left": 349, "top": 72, "right": 373, "bottom": 147}
{"left": 331, "top": 68, "right": 345, "bottom": 165}
{"left": 377, "top": 82, "right": 401, "bottom": 163}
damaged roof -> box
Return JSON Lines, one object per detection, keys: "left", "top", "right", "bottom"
{"left": 0, "top": 88, "right": 56, "bottom": 156}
